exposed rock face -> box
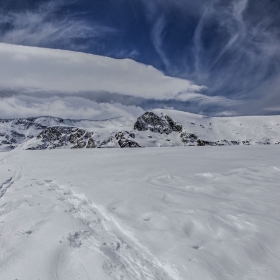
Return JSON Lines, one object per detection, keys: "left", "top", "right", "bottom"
{"left": 0, "top": 116, "right": 68, "bottom": 150}
{"left": 180, "top": 134, "right": 244, "bottom": 147}
{"left": 0, "top": 131, "right": 26, "bottom": 148}
{"left": 115, "top": 131, "right": 141, "bottom": 148}
{"left": 180, "top": 132, "right": 198, "bottom": 145}
{"left": 28, "top": 126, "right": 141, "bottom": 150}
{"left": 164, "top": 115, "right": 183, "bottom": 132}
{"left": 97, "top": 136, "right": 115, "bottom": 148}
{"left": 28, "top": 127, "right": 96, "bottom": 150}
{"left": 196, "top": 139, "right": 214, "bottom": 146}
{"left": 134, "top": 112, "right": 182, "bottom": 134}
{"left": 86, "top": 138, "right": 96, "bottom": 148}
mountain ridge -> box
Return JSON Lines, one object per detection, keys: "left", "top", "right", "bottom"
{"left": 1, "top": 110, "right": 280, "bottom": 152}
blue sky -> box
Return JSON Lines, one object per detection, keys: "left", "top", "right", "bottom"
{"left": 0, "top": 0, "right": 280, "bottom": 117}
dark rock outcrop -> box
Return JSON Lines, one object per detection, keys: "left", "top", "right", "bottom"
{"left": 164, "top": 115, "right": 183, "bottom": 132}
{"left": 115, "top": 131, "right": 141, "bottom": 148}
{"left": 180, "top": 132, "right": 198, "bottom": 145}
{"left": 134, "top": 112, "right": 171, "bottom": 134}
{"left": 134, "top": 112, "right": 182, "bottom": 134}
{"left": 0, "top": 116, "right": 68, "bottom": 151}
{"left": 86, "top": 138, "right": 96, "bottom": 148}
{"left": 97, "top": 136, "right": 115, "bottom": 148}
{"left": 196, "top": 139, "right": 215, "bottom": 146}
{"left": 29, "top": 127, "right": 96, "bottom": 150}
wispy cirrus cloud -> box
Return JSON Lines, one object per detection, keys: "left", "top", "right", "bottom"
{"left": 0, "top": 0, "right": 117, "bottom": 51}
{"left": 142, "top": 0, "right": 280, "bottom": 110}
{"left": 192, "top": 0, "right": 280, "bottom": 102}
{"left": 151, "top": 15, "right": 171, "bottom": 72}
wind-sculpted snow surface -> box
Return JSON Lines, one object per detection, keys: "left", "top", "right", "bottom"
{"left": 1, "top": 110, "right": 280, "bottom": 151}
{"left": 0, "top": 146, "right": 280, "bottom": 279}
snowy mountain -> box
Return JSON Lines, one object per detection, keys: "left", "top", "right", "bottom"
{"left": 1, "top": 110, "right": 280, "bottom": 151}
{"left": 0, "top": 116, "right": 64, "bottom": 152}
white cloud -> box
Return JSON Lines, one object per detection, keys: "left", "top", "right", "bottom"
{"left": 0, "top": 43, "right": 207, "bottom": 101}
{"left": 0, "top": 43, "right": 240, "bottom": 117}
{"left": 151, "top": 15, "right": 171, "bottom": 70}
{"left": 213, "top": 111, "right": 238, "bottom": 117}
{"left": 0, "top": 95, "right": 144, "bottom": 119}
{"left": 175, "top": 91, "right": 240, "bottom": 107}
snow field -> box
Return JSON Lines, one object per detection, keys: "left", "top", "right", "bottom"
{"left": 0, "top": 146, "right": 280, "bottom": 279}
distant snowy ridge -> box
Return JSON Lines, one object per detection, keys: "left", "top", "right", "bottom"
{"left": 1, "top": 110, "right": 280, "bottom": 151}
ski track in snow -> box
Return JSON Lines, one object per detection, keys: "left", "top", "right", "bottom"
{"left": 0, "top": 157, "right": 177, "bottom": 280}
{"left": 0, "top": 154, "right": 22, "bottom": 199}
{"left": 44, "top": 180, "right": 177, "bottom": 280}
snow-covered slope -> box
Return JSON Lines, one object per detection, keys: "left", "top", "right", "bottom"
{"left": 1, "top": 146, "right": 280, "bottom": 279}
{"left": 157, "top": 109, "right": 280, "bottom": 143}
{"left": 1, "top": 109, "right": 280, "bottom": 151}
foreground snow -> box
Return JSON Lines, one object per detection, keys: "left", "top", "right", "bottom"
{"left": 0, "top": 146, "right": 280, "bottom": 279}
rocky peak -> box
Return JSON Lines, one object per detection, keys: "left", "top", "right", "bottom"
{"left": 29, "top": 126, "right": 96, "bottom": 150}
{"left": 115, "top": 131, "right": 141, "bottom": 148}
{"left": 164, "top": 115, "right": 183, "bottom": 132}
{"left": 134, "top": 112, "right": 182, "bottom": 134}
